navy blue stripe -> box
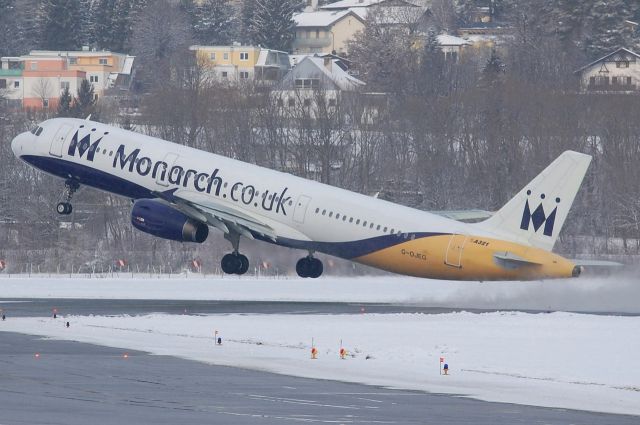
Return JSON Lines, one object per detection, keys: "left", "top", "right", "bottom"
{"left": 21, "top": 155, "right": 154, "bottom": 200}
{"left": 255, "top": 232, "right": 447, "bottom": 260}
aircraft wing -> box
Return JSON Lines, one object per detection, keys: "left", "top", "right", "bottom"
{"left": 432, "top": 209, "right": 493, "bottom": 222}
{"left": 153, "top": 189, "right": 278, "bottom": 242}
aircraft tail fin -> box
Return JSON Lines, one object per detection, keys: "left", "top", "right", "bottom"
{"left": 474, "top": 151, "right": 591, "bottom": 251}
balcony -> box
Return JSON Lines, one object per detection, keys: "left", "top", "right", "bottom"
{"left": 0, "top": 69, "right": 23, "bottom": 77}
{"left": 587, "top": 82, "right": 637, "bottom": 92}
{"left": 293, "top": 36, "right": 332, "bottom": 50}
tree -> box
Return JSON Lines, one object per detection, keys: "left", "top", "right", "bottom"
{"left": 247, "top": 0, "right": 298, "bottom": 51}
{"left": 73, "top": 79, "right": 97, "bottom": 118}
{"left": 93, "top": 0, "right": 119, "bottom": 50}
{"left": 40, "top": 0, "right": 84, "bottom": 50}
{"left": 584, "top": 0, "right": 633, "bottom": 59}
{"left": 187, "top": 0, "right": 236, "bottom": 45}
{"left": 57, "top": 86, "right": 73, "bottom": 116}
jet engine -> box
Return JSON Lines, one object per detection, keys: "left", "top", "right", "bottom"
{"left": 131, "top": 199, "right": 209, "bottom": 243}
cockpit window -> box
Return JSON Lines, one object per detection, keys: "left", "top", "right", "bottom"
{"left": 30, "top": 126, "right": 37, "bottom": 134}
{"left": 35, "top": 127, "right": 43, "bottom": 136}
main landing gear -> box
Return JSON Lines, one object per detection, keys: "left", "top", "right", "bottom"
{"left": 221, "top": 232, "right": 250, "bottom": 275}
{"left": 56, "top": 179, "right": 79, "bottom": 215}
{"left": 296, "top": 255, "right": 323, "bottom": 279}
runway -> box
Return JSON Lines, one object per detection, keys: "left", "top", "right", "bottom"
{"left": 0, "top": 298, "right": 638, "bottom": 423}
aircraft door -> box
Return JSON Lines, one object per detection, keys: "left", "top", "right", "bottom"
{"left": 156, "top": 153, "right": 179, "bottom": 187}
{"left": 444, "top": 234, "right": 468, "bottom": 268}
{"left": 293, "top": 195, "right": 312, "bottom": 224}
{"left": 49, "top": 124, "right": 73, "bottom": 157}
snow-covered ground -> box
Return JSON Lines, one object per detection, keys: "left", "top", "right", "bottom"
{"left": 1, "top": 274, "right": 639, "bottom": 415}
{"left": 1, "top": 274, "right": 639, "bottom": 313}
{"left": 1, "top": 311, "right": 639, "bottom": 415}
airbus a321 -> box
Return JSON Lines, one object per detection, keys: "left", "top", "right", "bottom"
{"left": 12, "top": 118, "right": 592, "bottom": 280}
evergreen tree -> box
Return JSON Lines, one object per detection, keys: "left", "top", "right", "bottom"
{"left": 240, "top": 0, "right": 257, "bottom": 44}
{"left": 93, "top": 0, "right": 118, "bottom": 50}
{"left": 57, "top": 86, "right": 74, "bottom": 116}
{"left": 73, "top": 79, "right": 97, "bottom": 118}
{"left": 248, "top": 0, "right": 298, "bottom": 51}
{"left": 0, "top": 0, "right": 18, "bottom": 57}
{"left": 419, "top": 30, "right": 446, "bottom": 96}
{"left": 192, "top": 0, "right": 236, "bottom": 45}
{"left": 482, "top": 48, "right": 505, "bottom": 87}
{"left": 585, "top": 0, "right": 632, "bottom": 58}
{"left": 40, "top": 0, "right": 84, "bottom": 50}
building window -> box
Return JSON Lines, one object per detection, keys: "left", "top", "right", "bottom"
{"left": 210, "top": 52, "right": 216, "bottom": 60}
{"left": 612, "top": 76, "right": 618, "bottom": 85}
{"left": 30, "top": 62, "right": 37, "bottom": 70}
{"left": 69, "top": 57, "right": 77, "bottom": 65}
{"left": 316, "top": 29, "right": 320, "bottom": 38}
{"left": 240, "top": 52, "right": 249, "bottom": 61}
{"left": 99, "top": 58, "right": 108, "bottom": 65}
{"left": 303, "top": 98, "right": 311, "bottom": 107}
{"left": 328, "top": 98, "right": 336, "bottom": 106}
{"left": 295, "top": 78, "right": 320, "bottom": 89}
{"left": 0, "top": 79, "right": 5, "bottom": 89}
{"left": 627, "top": 76, "right": 632, "bottom": 85}
{"left": 61, "top": 81, "right": 70, "bottom": 91}
{"left": 221, "top": 71, "right": 228, "bottom": 78}
{"left": 616, "top": 61, "right": 629, "bottom": 68}
{"left": 223, "top": 52, "right": 229, "bottom": 60}
{"left": 14, "top": 80, "right": 19, "bottom": 88}
{"left": 94, "top": 94, "right": 99, "bottom": 101}
{"left": 43, "top": 99, "right": 49, "bottom": 108}
{"left": 277, "top": 98, "right": 284, "bottom": 107}
{"left": 239, "top": 71, "right": 250, "bottom": 79}
{"left": 90, "top": 75, "right": 99, "bottom": 83}
{"left": 288, "top": 98, "right": 295, "bottom": 107}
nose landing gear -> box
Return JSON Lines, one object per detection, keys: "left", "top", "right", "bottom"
{"left": 296, "top": 255, "right": 323, "bottom": 278}
{"left": 56, "top": 179, "right": 79, "bottom": 215}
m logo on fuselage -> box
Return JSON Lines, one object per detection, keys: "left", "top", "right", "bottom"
{"left": 520, "top": 191, "right": 560, "bottom": 237}
{"left": 68, "top": 130, "right": 101, "bottom": 162}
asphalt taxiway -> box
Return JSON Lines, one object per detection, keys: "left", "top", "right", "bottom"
{"left": 0, "top": 299, "right": 638, "bottom": 424}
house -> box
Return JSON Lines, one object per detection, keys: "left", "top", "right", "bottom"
{"left": 28, "top": 49, "right": 135, "bottom": 97}
{"left": 273, "top": 55, "right": 365, "bottom": 117}
{"left": 293, "top": 9, "right": 366, "bottom": 56}
{"left": 190, "top": 45, "right": 290, "bottom": 85}
{"left": 1, "top": 49, "right": 135, "bottom": 109}
{"left": 412, "top": 34, "right": 471, "bottom": 62}
{"left": 575, "top": 48, "right": 640, "bottom": 93}
{"left": 0, "top": 57, "right": 24, "bottom": 108}
{"left": 294, "top": 0, "right": 431, "bottom": 56}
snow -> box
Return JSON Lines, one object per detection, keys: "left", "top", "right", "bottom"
{"left": 294, "top": 10, "right": 353, "bottom": 27}
{"left": 1, "top": 274, "right": 640, "bottom": 314}
{"left": 1, "top": 275, "right": 639, "bottom": 414}
{"left": 1, "top": 311, "right": 639, "bottom": 415}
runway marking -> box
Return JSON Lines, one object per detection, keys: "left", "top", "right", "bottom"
{"left": 247, "top": 393, "right": 379, "bottom": 410}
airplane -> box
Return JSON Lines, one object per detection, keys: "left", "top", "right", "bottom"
{"left": 11, "top": 118, "right": 592, "bottom": 281}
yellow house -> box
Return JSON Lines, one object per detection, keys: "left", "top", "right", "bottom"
{"left": 293, "top": 9, "right": 366, "bottom": 56}
{"left": 190, "top": 45, "right": 290, "bottom": 84}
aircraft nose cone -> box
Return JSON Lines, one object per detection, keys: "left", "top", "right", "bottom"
{"left": 11, "top": 131, "right": 29, "bottom": 157}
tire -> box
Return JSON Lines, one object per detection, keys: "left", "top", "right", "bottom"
{"left": 237, "top": 254, "right": 249, "bottom": 275}
{"left": 56, "top": 202, "right": 72, "bottom": 215}
{"left": 221, "top": 253, "right": 241, "bottom": 274}
{"left": 309, "top": 258, "right": 323, "bottom": 278}
{"left": 296, "top": 258, "right": 311, "bottom": 278}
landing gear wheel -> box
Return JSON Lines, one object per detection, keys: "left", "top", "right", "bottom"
{"left": 57, "top": 180, "right": 79, "bottom": 215}
{"left": 296, "top": 257, "right": 323, "bottom": 278}
{"left": 221, "top": 253, "right": 250, "bottom": 275}
{"left": 56, "top": 202, "right": 72, "bottom": 215}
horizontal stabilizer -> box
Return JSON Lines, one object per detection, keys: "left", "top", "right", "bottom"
{"left": 572, "top": 259, "right": 624, "bottom": 267}
{"left": 433, "top": 209, "right": 493, "bottom": 222}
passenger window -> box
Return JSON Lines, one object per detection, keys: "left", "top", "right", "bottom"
{"left": 370, "top": 223, "right": 374, "bottom": 229}
{"left": 315, "top": 208, "right": 320, "bottom": 213}
{"left": 36, "top": 127, "right": 43, "bottom": 136}
{"left": 384, "top": 227, "right": 388, "bottom": 232}
{"left": 329, "top": 212, "right": 333, "bottom": 217}
{"left": 363, "top": 221, "right": 367, "bottom": 226}
{"left": 390, "top": 228, "right": 394, "bottom": 234}
{"left": 343, "top": 216, "right": 347, "bottom": 221}
{"left": 322, "top": 209, "right": 326, "bottom": 215}
{"left": 336, "top": 213, "right": 340, "bottom": 219}
{"left": 349, "top": 217, "right": 353, "bottom": 223}
{"left": 356, "top": 219, "right": 360, "bottom": 224}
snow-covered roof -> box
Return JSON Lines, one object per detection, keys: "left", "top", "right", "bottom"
{"left": 575, "top": 48, "right": 640, "bottom": 73}
{"left": 321, "top": 0, "right": 384, "bottom": 9}
{"left": 289, "top": 56, "right": 364, "bottom": 91}
{"left": 436, "top": 34, "right": 470, "bottom": 46}
{"left": 294, "top": 9, "right": 364, "bottom": 27}
{"left": 121, "top": 56, "right": 135, "bottom": 75}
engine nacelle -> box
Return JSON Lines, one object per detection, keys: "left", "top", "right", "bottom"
{"left": 131, "top": 199, "right": 209, "bottom": 243}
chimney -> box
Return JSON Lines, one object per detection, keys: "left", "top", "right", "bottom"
{"left": 305, "top": 0, "right": 318, "bottom": 12}
{"left": 323, "top": 56, "right": 332, "bottom": 72}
